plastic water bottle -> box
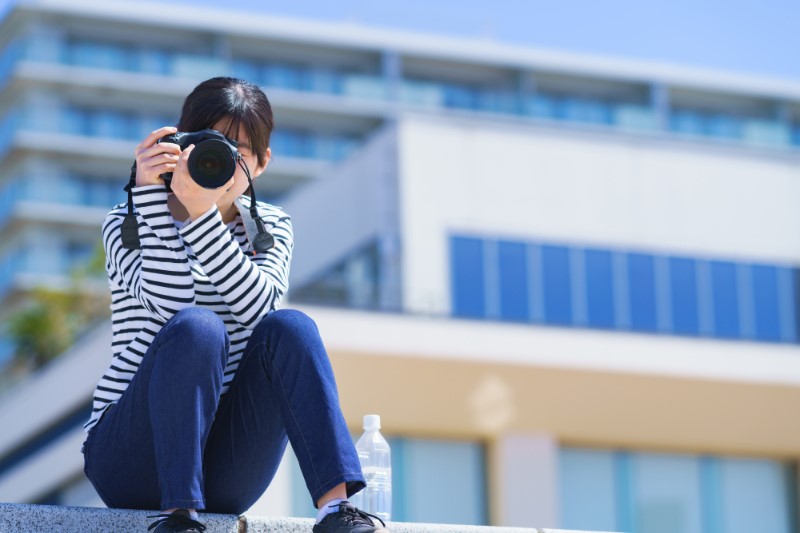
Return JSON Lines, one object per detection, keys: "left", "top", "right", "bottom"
{"left": 350, "top": 414, "right": 392, "bottom": 522}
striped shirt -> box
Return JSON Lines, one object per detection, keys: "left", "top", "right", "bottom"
{"left": 83, "top": 184, "right": 293, "bottom": 434}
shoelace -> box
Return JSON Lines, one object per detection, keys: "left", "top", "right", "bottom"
{"left": 328, "top": 502, "right": 386, "bottom": 528}
{"left": 146, "top": 511, "right": 207, "bottom": 532}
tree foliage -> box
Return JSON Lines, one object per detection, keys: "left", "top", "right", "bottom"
{"left": 6, "top": 242, "right": 109, "bottom": 371}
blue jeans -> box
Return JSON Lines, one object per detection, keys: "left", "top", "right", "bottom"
{"left": 82, "top": 307, "right": 365, "bottom": 514}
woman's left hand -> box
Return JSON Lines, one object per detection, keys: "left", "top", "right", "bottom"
{"left": 170, "top": 144, "right": 236, "bottom": 221}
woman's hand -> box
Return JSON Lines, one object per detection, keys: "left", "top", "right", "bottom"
{"left": 134, "top": 126, "right": 180, "bottom": 187}
{"left": 170, "top": 144, "right": 235, "bottom": 221}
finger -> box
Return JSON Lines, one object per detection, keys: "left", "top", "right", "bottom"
{"left": 137, "top": 142, "right": 181, "bottom": 160}
{"left": 141, "top": 153, "right": 179, "bottom": 168}
{"left": 137, "top": 126, "right": 178, "bottom": 152}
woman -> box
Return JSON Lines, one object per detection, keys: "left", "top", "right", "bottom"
{"left": 81, "top": 77, "right": 388, "bottom": 533}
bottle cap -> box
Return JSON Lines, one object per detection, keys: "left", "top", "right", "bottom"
{"left": 363, "top": 414, "right": 381, "bottom": 430}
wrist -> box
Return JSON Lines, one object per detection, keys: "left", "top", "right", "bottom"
{"left": 187, "top": 205, "right": 214, "bottom": 221}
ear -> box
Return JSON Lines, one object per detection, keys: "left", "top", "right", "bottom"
{"left": 252, "top": 147, "right": 271, "bottom": 178}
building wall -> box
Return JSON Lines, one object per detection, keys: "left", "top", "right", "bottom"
{"left": 397, "top": 114, "right": 800, "bottom": 316}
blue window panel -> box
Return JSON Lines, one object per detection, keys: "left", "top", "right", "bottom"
{"left": 711, "top": 261, "right": 740, "bottom": 339}
{"left": 560, "top": 448, "right": 618, "bottom": 531}
{"left": 781, "top": 269, "right": 799, "bottom": 343}
{"left": 231, "top": 59, "right": 260, "bottom": 84}
{"left": 542, "top": 245, "right": 572, "bottom": 326}
{"left": 395, "top": 438, "right": 487, "bottom": 525}
{"left": 628, "top": 253, "right": 658, "bottom": 332}
{"left": 497, "top": 241, "right": 529, "bottom": 321}
{"left": 670, "top": 257, "right": 700, "bottom": 335}
{"left": 443, "top": 84, "right": 476, "bottom": 110}
{"left": 134, "top": 48, "right": 170, "bottom": 75}
{"left": 705, "top": 114, "right": 742, "bottom": 139}
{"left": 720, "top": 458, "right": 792, "bottom": 533}
{"left": 751, "top": 264, "right": 781, "bottom": 342}
{"left": 632, "top": 452, "right": 703, "bottom": 533}
{"left": 450, "top": 236, "right": 486, "bottom": 318}
{"left": 670, "top": 110, "right": 705, "bottom": 135}
{"left": 585, "top": 249, "right": 615, "bottom": 328}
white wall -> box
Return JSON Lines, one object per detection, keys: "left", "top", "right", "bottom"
{"left": 396, "top": 114, "right": 800, "bottom": 315}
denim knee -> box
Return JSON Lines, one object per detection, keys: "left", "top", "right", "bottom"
{"left": 161, "top": 307, "right": 229, "bottom": 364}
{"left": 265, "top": 308, "right": 317, "bottom": 331}
{"left": 253, "top": 309, "right": 322, "bottom": 361}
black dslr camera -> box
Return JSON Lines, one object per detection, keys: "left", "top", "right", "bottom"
{"left": 157, "top": 129, "right": 240, "bottom": 191}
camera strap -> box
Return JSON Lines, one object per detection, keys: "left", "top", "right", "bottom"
{"left": 235, "top": 197, "right": 275, "bottom": 255}
{"left": 121, "top": 162, "right": 140, "bottom": 250}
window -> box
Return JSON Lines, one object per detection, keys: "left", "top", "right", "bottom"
{"left": 669, "top": 257, "right": 700, "bottom": 335}
{"left": 450, "top": 236, "right": 486, "bottom": 318}
{"left": 390, "top": 438, "right": 487, "bottom": 525}
{"left": 498, "top": 240, "right": 529, "bottom": 321}
{"left": 560, "top": 448, "right": 617, "bottom": 530}
{"left": 585, "top": 249, "right": 615, "bottom": 328}
{"left": 751, "top": 264, "right": 781, "bottom": 342}
{"left": 542, "top": 244, "right": 572, "bottom": 326}
{"left": 561, "top": 448, "right": 795, "bottom": 533}
{"left": 710, "top": 261, "right": 740, "bottom": 339}
{"left": 628, "top": 253, "right": 658, "bottom": 332}
{"left": 449, "top": 235, "right": 797, "bottom": 343}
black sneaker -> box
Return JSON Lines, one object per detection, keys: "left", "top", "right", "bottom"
{"left": 312, "top": 500, "right": 390, "bottom": 533}
{"left": 146, "top": 509, "right": 207, "bottom": 532}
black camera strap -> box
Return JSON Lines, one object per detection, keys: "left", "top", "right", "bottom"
{"left": 121, "top": 162, "right": 140, "bottom": 250}
{"left": 120, "top": 158, "right": 275, "bottom": 254}
{"left": 237, "top": 156, "right": 275, "bottom": 254}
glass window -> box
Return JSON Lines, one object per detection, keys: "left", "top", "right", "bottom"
{"left": 669, "top": 257, "right": 700, "bottom": 335}
{"left": 450, "top": 236, "right": 486, "bottom": 318}
{"left": 522, "top": 95, "right": 558, "bottom": 119}
{"left": 443, "top": 84, "right": 476, "bottom": 110}
{"left": 391, "top": 438, "right": 486, "bottom": 525}
{"left": 341, "top": 74, "right": 386, "bottom": 100}
{"left": 87, "top": 110, "right": 131, "bottom": 139}
{"left": 557, "top": 98, "right": 612, "bottom": 125}
{"left": 306, "top": 68, "right": 341, "bottom": 95}
{"left": 262, "top": 63, "right": 304, "bottom": 90}
{"left": 70, "top": 40, "right": 129, "bottom": 71}
{"left": 628, "top": 253, "right": 658, "bottom": 332}
{"left": 670, "top": 110, "right": 705, "bottom": 135}
{"left": 751, "top": 264, "right": 781, "bottom": 342}
{"left": 542, "top": 244, "right": 573, "bottom": 326}
{"left": 632, "top": 452, "right": 703, "bottom": 533}
{"left": 585, "top": 249, "right": 615, "bottom": 328}
{"left": 710, "top": 261, "right": 740, "bottom": 339}
{"left": 705, "top": 114, "right": 742, "bottom": 140}
{"left": 560, "top": 448, "right": 618, "bottom": 531}
{"left": 498, "top": 240, "right": 529, "bottom": 321}
{"left": 719, "top": 458, "right": 792, "bottom": 533}
{"left": 778, "top": 268, "right": 798, "bottom": 342}
{"left": 133, "top": 48, "right": 170, "bottom": 76}
{"left": 231, "top": 59, "right": 261, "bottom": 85}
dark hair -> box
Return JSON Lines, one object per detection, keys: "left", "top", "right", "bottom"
{"left": 177, "top": 77, "right": 274, "bottom": 168}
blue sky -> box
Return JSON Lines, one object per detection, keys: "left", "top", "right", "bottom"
{"left": 1, "top": 0, "right": 797, "bottom": 80}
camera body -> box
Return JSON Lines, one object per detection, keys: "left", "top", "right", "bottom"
{"left": 157, "top": 129, "right": 240, "bottom": 191}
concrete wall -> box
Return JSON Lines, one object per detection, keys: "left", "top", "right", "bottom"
{"left": 396, "top": 113, "right": 800, "bottom": 316}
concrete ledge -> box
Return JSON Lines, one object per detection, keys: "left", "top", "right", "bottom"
{"left": 0, "top": 503, "right": 617, "bottom": 533}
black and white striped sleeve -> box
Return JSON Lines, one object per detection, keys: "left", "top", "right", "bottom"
{"left": 179, "top": 204, "right": 293, "bottom": 329}
{"left": 102, "top": 184, "right": 195, "bottom": 323}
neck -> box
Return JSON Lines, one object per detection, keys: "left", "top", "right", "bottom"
{"left": 218, "top": 201, "right": 239, "bottom": 224}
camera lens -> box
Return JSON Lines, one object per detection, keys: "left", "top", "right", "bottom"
{"left": 187, "top": 139, "right": 237, "bottom": 189}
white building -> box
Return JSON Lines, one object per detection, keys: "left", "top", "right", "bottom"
{"left": 0, "top": 1, "right": 799, "bottom": 531}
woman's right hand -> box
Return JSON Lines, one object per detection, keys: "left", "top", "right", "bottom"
{"left": 134, "top": 126, "right": 181, "bottom": 188}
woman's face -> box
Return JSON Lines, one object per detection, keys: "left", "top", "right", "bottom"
{"left": 211, "top": 117, "right": 271, "bottom": 208}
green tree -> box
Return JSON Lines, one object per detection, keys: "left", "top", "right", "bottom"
{"left": 6, "top": 242, "right": 109, "bottom": 371}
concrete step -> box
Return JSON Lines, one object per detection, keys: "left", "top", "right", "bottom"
{"left": 0, "top": 503, "right": 617, "bottom": 533}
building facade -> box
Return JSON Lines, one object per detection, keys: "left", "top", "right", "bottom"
{"left": 0, "top": 1, "right": 799, "bottom": 531}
